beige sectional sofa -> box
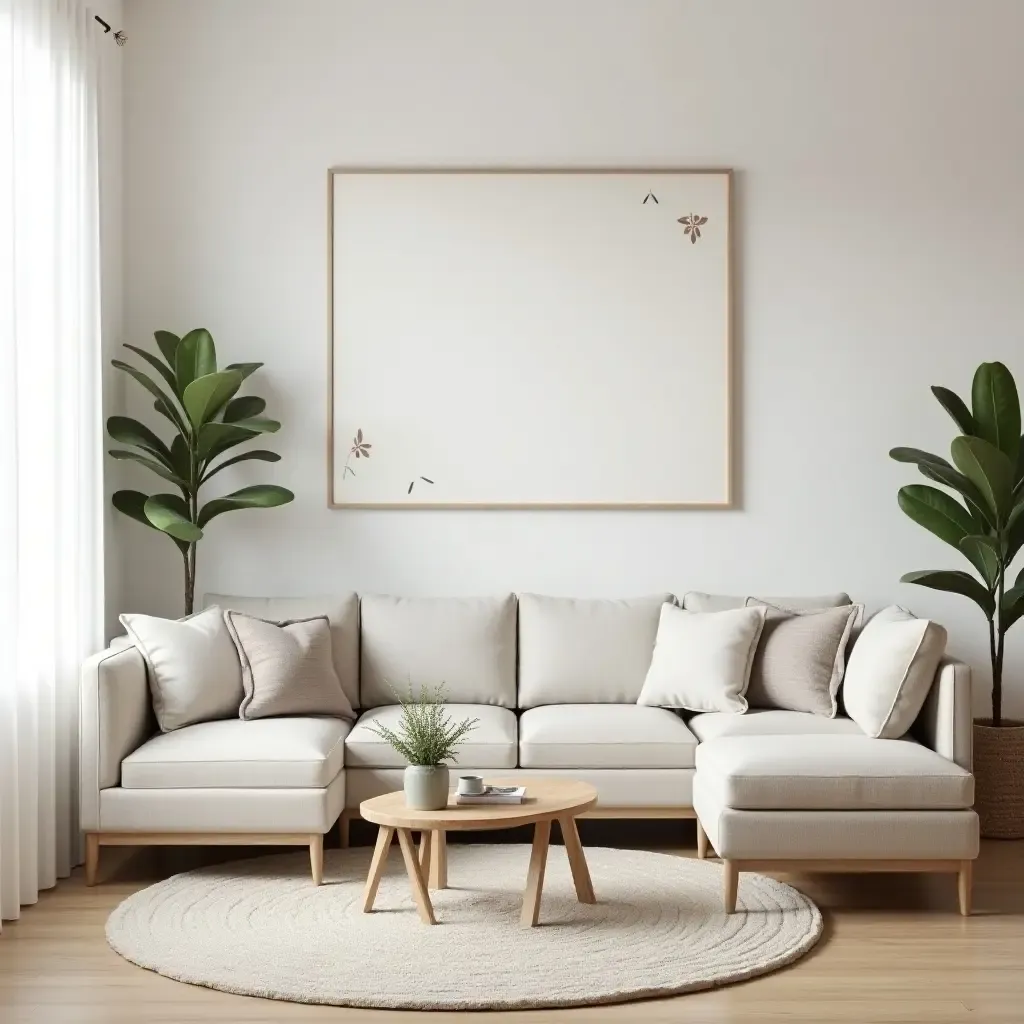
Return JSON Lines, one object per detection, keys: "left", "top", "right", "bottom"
{"left": 80, "top": 591, "right": 978, "bottom": 912}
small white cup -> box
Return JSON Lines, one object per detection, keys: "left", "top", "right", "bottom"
{"left": 457, "top": 774, "right": 485, "bottom": 796}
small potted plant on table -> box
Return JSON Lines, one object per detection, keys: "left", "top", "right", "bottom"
{"left": 891, "top": 360, "right": 1024, "bottom": 837}
{"left": 368, "top": 685, "right": 479, "bottom": 810}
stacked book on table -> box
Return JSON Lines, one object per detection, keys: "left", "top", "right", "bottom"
{"left": 455, "top": 785, "right": 526, "bottom": 805}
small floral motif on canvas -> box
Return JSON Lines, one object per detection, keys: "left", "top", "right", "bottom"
{"left": 677, "top": 213, "right": 708, "bottom": 244}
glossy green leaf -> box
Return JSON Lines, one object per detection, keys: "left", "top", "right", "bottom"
{"left": 901, "top": 569, "right": 995, "bottom": 618}
{"left": 144, "top": 494, "right": 204, "bottom": 542}
{"left": 154, "top": 330, "right": 181, "bottom": 368}
{"left": 123, "top": 344, "right": 179, "bottom": 396}
{"left": 106, "top": 415, "right": 173, "bottom": 466}
{"left": 112, "top": 491, "right": 189, "bottom": 554}
{"left": 200, "top": 449, "right": 280, "bottom": 484}
{"left": 889, "top": 447, "right": 953, "bottom": 471}
{"left": 108, "top": 449, "right": 188, "bottom": 489}
{"left": 198, "top": 484, "right": 293, "bottom": 528}
{"left": 958, "top": 534, "right": 1000, "bottom": 587}
{"left": 897, "top": 485, "right": 974, "bottom": 551}
{"left": 175, "top": 329, "right": 217, "bottom": 394}
{"left": 112, "top": 489, "right": 158, "bottom": 529}
{"left": 153, "top": 397, "right": 182, "bottom": 430}
{"left": 1007, "top": 504, "right": 1024, "bottom": 565}
{"left": 225, "top": 361, "right": 263, "bottom": 382}
{"left": 972, "top": 362, "right": 1021, "bottom": 463}
{"left": 1001, "top": 582, "right": 1024, "bottom": 632}
{"left": 951, "top": 435, "right": 1015, "bottom": 523}
{"left": 170, "top": 434, "right": 192, "bottom": 484}
{"left": 931, "top": 385, "right": 975, "bottom": 434}
{"left": 229, "top": 416, "right": 280, "bottom": 434}
{"left": 111, "top": 360, "right": 187, "bottom": 434}
{"left": 183, "top": 370, "right": 243, "bottom": 428}
{"left": 918, "top": 462, "right": 994, "bottom": 529}
{"left": 222, "top": 395, "right": 266, "bottom": 423}
{"left": 197, "top": 421, "right": 259, "bottom": 460}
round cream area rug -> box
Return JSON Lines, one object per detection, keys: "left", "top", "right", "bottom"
{"left": 106, "top": 845, "right": 822, "bottom": 1010}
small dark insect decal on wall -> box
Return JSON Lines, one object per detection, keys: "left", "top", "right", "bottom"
{"left": 677, "top": 213, "right": 708, "bottom": 244}
{"left": 642, "top": 191, "right": 659, "bottom": 205}
{"left": 407, "top": 477, "right": 435, "bottom": 495}
{"left": 342, "top": 429, "right": 371, "bottom": 479}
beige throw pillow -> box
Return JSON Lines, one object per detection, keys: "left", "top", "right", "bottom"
{"left": 224, "top": 611, "right": 356, "bottom": 721}
{"left": 120, "top": 606, "right": 243, "bottom": 732}
{"left": 637, "top": 604, "right": 767, "bottom": 714}
{"left": 744, "top": 601, "right": 863, "bottom": 717}
{"left": 843, "top": 605, "right": 947, "bottom": 739}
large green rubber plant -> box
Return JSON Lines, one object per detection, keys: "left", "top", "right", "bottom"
{"left": 891, "top": 361, "right": 1024, "bottom": 726}
{"left": 108, "top": 329, "right": 294, "bottom": 614}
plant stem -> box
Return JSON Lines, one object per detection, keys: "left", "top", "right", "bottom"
{"left": 183, "top": 546, "right": 194, "bottom": 616}
{"left": 994, "top": 569, "right": 1004, "bottom": 727}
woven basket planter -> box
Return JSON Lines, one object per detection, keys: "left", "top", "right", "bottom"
{"left": 973, "top": 720, "right": 1024, "bottom": 839}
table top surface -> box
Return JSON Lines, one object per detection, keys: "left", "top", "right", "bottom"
{"left": 359, "top": 777, "right": 598, "bottom": 830}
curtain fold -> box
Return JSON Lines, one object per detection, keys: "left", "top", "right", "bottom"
{"left": 0, "top": 0, "right": 105, "bottom": 926}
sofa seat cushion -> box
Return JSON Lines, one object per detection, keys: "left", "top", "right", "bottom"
{"left": 519, "top": 704, "right": 697, "bottom": 769}
{"left": 688, "top": 709, "right": 865, "bottom": 743}
{"left": 695, "top": 735, "right": 974, "bottom": 810}
{"left": 345, "top": 704, "right": 517, "bottom": 769}
{"left": 120, "top": 717, "right": 350, "bottom": 790}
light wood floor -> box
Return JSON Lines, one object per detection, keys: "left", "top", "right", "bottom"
{"left": 1, "top": 823, "right": 1022, "bottom": 1024}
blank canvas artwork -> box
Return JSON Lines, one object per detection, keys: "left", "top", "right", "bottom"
{"left": 328, "top": 169, "right": 733, "bottom": 508}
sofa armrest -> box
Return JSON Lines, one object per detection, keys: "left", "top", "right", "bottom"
{"left": 912, "top": 657, "right": 972, "bottom": 772}
{"left": 80, "top": 642, "right": 154, "bottom": 830}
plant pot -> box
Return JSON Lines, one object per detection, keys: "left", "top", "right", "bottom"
{"left": 973, "top": 720, "right": 1024, "bottom": 839}
{"left": 404, "top": 765, "right": 450, "bottom": 811}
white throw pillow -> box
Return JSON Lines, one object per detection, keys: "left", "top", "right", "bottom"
{"left": 637, "top": 604, "right": 767, "bottom": 713}
{"left": 843, "top": 605, "right": 948, "bottom": 739}
{"left": 120, "top": 606, "right": 243, "bottom": 732}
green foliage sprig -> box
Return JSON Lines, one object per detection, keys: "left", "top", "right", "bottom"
{"left": 367, "top": 684, "right": 479, "bottom": 766}
{"left": 891, "top": 361, "right": 1024, "bottom": 726}
{"left": 108, "top": 328, "right": 294, "bottom": 613}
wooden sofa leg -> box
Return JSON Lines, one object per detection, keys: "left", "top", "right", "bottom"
{"left": 85, "top": 833, "right": 99, "bottom": 887}
{"left": 723, "top": 860, "right": 738, "bottom": 914}
{"left": 696, "top": 819, "right": 709, "bottom": 860}
{"left": 310, "top": 834, "right": 324, "bottom": 885}
{"left": 958, "top": 859, "right": 973, "bottom": 916}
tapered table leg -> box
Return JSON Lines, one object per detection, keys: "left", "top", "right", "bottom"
{"left": 521, "top": 819, "right": 552, "bottom": 927}
{"left": 558, "top": 815, "right": 595, "bottom": 904}
{"left": 398, "top": 827, "right": 436, "bottom": 924}
{"left": 429, "top": 829, "right": 447, "bottom": 889}
{"left": 362, "top": 825, "right": 394, "bottom": 912}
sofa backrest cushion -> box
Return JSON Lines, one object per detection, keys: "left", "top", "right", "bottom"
{"left": 359, "top": 594, "right": 517, "bottom": 708}
{"left": 518, "top": 593, "right": 672, "bottom": 707}
{"left": 204, "top": 593, "right": 360, "bottom": 710}
{"left": 683, "top": 591, "right": 852, "bottom": 612}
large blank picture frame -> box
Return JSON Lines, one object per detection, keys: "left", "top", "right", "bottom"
{"left": 328, "top": 168, "right": 733, "bottom": 508}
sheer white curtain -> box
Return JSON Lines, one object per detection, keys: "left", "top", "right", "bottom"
{"left": 0, "top": 0, "right": 105, "bottom": 925}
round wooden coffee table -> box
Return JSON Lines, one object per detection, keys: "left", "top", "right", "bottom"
{"left": 359, "top": 778, "right": 597, "bottom": 926}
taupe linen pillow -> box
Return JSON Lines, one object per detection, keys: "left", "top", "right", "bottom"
{"left": 223, "top": 611, "right": 356, "bottom": 721}
{"left": 744, "top": 601, "right": 863, "bottom": 717}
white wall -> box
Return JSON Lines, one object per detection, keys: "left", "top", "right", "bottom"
{"left": 120, "top": 0, "right": 1024, "bottom": 715}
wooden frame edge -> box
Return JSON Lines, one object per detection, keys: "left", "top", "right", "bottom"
{"left": 326, "top": 166, "right": 736, "bottom": 511}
